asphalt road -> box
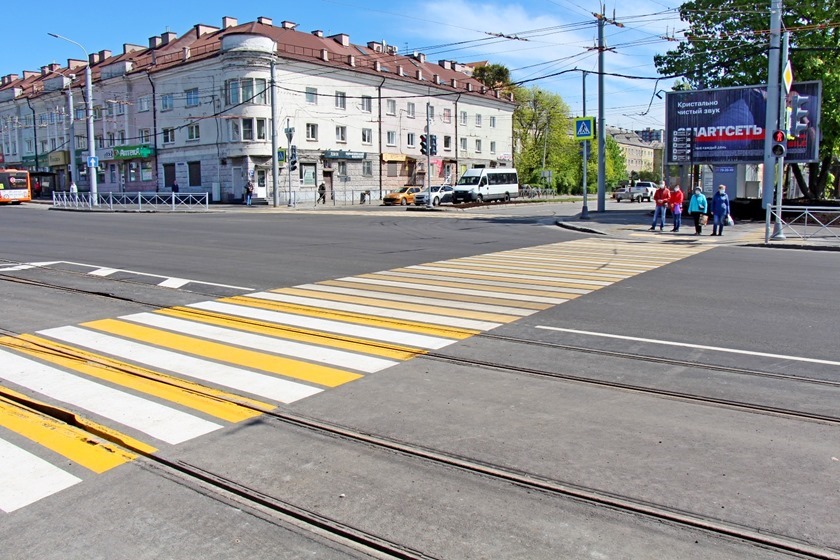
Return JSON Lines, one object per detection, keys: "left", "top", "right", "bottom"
{"left": 1, "top": 202, "right": 838, "bottom": 559}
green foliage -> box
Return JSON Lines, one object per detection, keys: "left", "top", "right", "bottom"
{"left": 654, "top": 0, "right": 840, "bottom": 197}
{"left": 472, "top": 64, "right": 512, "bottom": 90}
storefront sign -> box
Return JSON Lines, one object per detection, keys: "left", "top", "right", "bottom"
{"left": 113, "top": 144, "right": 155, "bottom": 160}
{"left": 48, "top": 151, "right": 68, "bottom": 166}
{"left": 323, "top": 150, "right": 366, "bottom": 160}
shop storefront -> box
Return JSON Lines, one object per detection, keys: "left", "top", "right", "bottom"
{"left": 112, "top": 144, "right": 156, "bottom": 192}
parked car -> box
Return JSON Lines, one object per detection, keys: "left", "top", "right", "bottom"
{"left": 414, "top": 185, "right": 454, "bottom": 206}
{"left": 615, "top": 182, "right": 655, "bottom": 202}
{"left": 383, "top": 186, "right": 422, "bottom": 206}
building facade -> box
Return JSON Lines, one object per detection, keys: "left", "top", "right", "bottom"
{"left": 0, "top": 17, "right": 515, "bottom": 202}
{"left": 608, "top": 127, "right": 656, "bottom": 179}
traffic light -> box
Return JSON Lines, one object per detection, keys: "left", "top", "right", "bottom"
{"left": 289, "top": 145, "right": 298, "bottom": 172}
{"left": 430, "top": 135, "right": 437, "bottom": 156}
{"left": 420, "top": 134, "right": 428, "bottom": 156}
{"left": 771, "top": 129, "right": 786, "bottom": 158}
{"left": 790, "top": 94, "right": 809, "bottom": 136}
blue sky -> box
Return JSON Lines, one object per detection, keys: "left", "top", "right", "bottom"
{"left": 2, "top": 0, "right": 685, "bottom": 130}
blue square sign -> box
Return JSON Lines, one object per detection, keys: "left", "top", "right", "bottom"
{"left": 574, "top": 117, "right": 595, "bottom": 141}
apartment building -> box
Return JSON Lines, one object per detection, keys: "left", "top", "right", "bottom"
{"left": 608, "top": 127, "right": 656, "bottom": 178}
{"left": 0, "top": 17, "right": 515, "bottom": 201}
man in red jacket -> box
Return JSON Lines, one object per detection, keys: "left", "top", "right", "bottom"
{"left": 649, "top": 182, "right": 670, "bottom": 232}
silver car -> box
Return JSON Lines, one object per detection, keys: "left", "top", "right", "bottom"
{"left": 414, "top": 185, "right": 454, "bottom": 206}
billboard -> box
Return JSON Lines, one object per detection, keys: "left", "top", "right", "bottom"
{"left": 665, "top": 82, "right": 821, "bottom": 164}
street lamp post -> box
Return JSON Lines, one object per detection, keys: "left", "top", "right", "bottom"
{"left": 48, "top": 33, "right": 98, "bottom": 205}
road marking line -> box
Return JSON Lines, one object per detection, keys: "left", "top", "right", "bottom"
{"left": 299, "top": 283, "right": 536, "bottom": 316}
{"left": 369, "top": 270, "right": 592, "bottom": 295}
{"left": 275, "top": 287, "right": 523, "bottom": 323}
{"left": 0, "top": 438, "right": 81, "bottom": 513}
{"left": 158, "top": 278, "right": 190, "bottom": 289}
{"left": 405, "top": 265, "right": 613, "bottom": 286}
{"left": 37, "top": 327, "right": 321, "bottom": 404}
{"left": 342, "top": 276, "right": 573, "bottom": 305}
{"left": 439, "top": 261, "right": 630, "bottom": 281}
{"left": 0, "top": 397, "right": 136, "bottom": 473}
{"left": 123, "top": 312, "right": 399, "bottom": 374}
{"left": 251, "top": 291, "right": 501, "bottom": 331}
{"left": 79, "top": 319, "right": 363, "bottom": 388}
{"left": 535, "top": 326, "right": 840, "bottom": 367}
{"left": 89, "top": 268, "right": 120, "bottom": 277}
{"left": 9, "top": 336, "right": 264, "bottom": 423}
{"left": 234, "top": 294, "right": 480, "bottom": 338}
{"left": 190, "top": 300, "right": 458, "bottom": 350}
{"left": 322, "top": 279, "right": 551, "bottom": 310}
{"left": 0, "top": 348, "right": 222, "bottom": 445}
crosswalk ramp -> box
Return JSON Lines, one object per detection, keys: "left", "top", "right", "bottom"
{"left": 0, "top": 239, "right": 710, "bottom": 512}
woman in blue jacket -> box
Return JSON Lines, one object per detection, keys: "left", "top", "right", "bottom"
{"left": 687, "top": 187, "right": 708, "bottom": 235}
{"left": 711, "top": 184, "right": 731, "bottom": 236}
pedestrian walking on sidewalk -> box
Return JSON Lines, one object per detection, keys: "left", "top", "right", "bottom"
{"left": 711, "top": 184, "right": 731, "bottom": 236}
{"left": 244, "top": 181, "right": 254, "bottom": 206}
{"left": 649, "top": 182, "right": 670, "bottom": 232}
{"left": 317, "top": 183, "right": 327, "bottom": 204}
{"left": 688, "top": 187, "right": 708, "bottom": 235}
{"left": 669, "top": 184, "right": 684, "bottom": 232}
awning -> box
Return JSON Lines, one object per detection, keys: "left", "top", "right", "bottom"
{"left": 381, "top": 153, "right": 407, "bottom": 162}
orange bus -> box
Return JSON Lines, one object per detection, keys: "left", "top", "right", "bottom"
{"left": 0, "top": 168, "right": 31, "bottom": 204}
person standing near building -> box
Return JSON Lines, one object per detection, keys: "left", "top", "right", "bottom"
{"left": 649, "top": 182, "right": 670, "bottom": 232}
{"left": 244, "top": 181, "right": 254, "bottom": 206}
{"left": 317, "top": 182, "right": 326, "bottom": 204}
{"left": 711, "top": 184, "right": 731, "bottom": 236}
{"left": 688, "top": 187, "right": 708, "bottom": 235}
{"left": 171, "top": 180, "right": 179, "bottom": 194}
{"left": 669, "top": 184, "right": 684, "bottom": 232}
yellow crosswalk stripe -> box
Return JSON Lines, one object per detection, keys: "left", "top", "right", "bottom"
{"left": 357, "top": 273, "right": 584, "bottom": 300}
{"left": 81, "top": 318, "right": 362, "bottom": 388}
{"left": 158, "top": 306, "right": 422, "bottom": 361}
{"left": 433, "top": 261, "right": 630, "bottom": 281}
{"left": 7, "top": 335, "right": 268, "bottom": 422}
{"left": 272, "top": 287, "right": 523, "bottom": 324}
{"left": 222, "top": 295, "right": 478, "bottom": 339}
{"left": 319, "top": 280, "right": 552, "bottom": 310}
{"left": 389, "top": 266, "right": 605, "bottom": 290}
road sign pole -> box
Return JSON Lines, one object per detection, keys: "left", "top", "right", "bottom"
{"left": 270, "top": 60, "right": 279, "bottom": 207}
{"left": 581, "top": 72, "right": 590, "bottom": 219}
{"left": 772, "top": 30, "right": 790, "bottom": 240}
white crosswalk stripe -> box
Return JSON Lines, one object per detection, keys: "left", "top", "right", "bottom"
{"left": 0, "top": 439, "right": 81, "bottom": 513}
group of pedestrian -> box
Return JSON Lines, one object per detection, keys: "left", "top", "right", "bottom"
{"left": 648, "top": 182, "right": 731, "bottom": 236}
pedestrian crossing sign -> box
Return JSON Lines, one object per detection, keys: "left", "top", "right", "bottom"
{"left": 574, "top": 117, "right": 595, "bottom": 140}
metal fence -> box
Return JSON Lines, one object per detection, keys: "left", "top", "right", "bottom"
{"left": 53, "top": 192, "right": 209, "bottom": 211}
{"left": 765, "top": 205, "right": 840, "bottom": 242}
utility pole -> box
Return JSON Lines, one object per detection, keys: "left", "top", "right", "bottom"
{"left": 426, "top": 102, "right": 432, "bottom": 208}
{"left": 592, "top": 7, "right": 622, "bottom": 212}
{"left": 762, "top": 0, "right": 783, "bottom": 211}
{"left": 65, "top": 79, "right": 77, "bottom": 189}
{"left": 581, "top": 71, "right": 590, "bottom": 219}
{"left": 270, "top": 60, "right": 279, "bottom": 207}
{"left": 771, "top": 30, "right": 790, "bottom": 239}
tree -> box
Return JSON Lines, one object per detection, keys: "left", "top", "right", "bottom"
{"left": 473, "top": 64, "right": 512, "bottom": 90}
{"left": 586, "top": 136, "right": 627, "bottom": 191}
{"left": 512, "top": 87, "right": 579, "bottom": 192}
{"left": 654, "top": 0, "right": 840, "bottom": 199}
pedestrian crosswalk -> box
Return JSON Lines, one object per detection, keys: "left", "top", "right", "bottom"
{"left": 0, "top": 239, "right": 711, "bottom": 512}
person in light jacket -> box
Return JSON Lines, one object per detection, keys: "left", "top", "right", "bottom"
{"left": 688, "top": 187, "right": 708, "bottom": 235}
{"left": 711, "top": 184, "right": 731, "bottom": 236}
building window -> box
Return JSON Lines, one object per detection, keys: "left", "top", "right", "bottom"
{"left": 475, "top": 139, "right": 482, "bottom": 152}
{"left": 306, "top": 123, "right": 318, "bottom": 141}
{"left": 443, "top": 108, "right": 451, "bottom": 124}
{"left": 226, "top": 78, "right": 268, "bottom": 105}
{"left": 386, "top": 99, "right": 396, "bottom": 115}
{"left": 386, "top": 130, "right": 396, "bottom": 146}
{"left": 75, "top": 108, "right": 85, "bottom": 120}
{"left": 490, "top": 116, "right": 496, "bottom": 128}
{"left": 141, "top": 161, "right": 153, "bottom": 181}
{"left": 96, "top": 135, "right": 103, "bottom": 149}
{"left": 361, "top": 96, "right": 372, "bottom": 112}
{"left": 490, "top": 141, "right": 496, "bottom": 154}
{"left": 93, "top": 106, "right": 102, "bottom": 120}
{"left": 428, "top": 105, "right": 435, "bottom": 119}
{"left": 230, "top": 121, "right": 240, "bottom": 141}
{"left": 460, "top": 137, "right": 467, "bottom": 151}
{"left": 475, "top": 114, "right": 482, "bottom": 127}
{"left": 187, "top": 123, "right": 200, "bottom": 141}
{"left": 460, "top": 111, "right": 467, "bottom": 125}
{"left": 336, "top": 126, "right": 347, "bottom": 143}
{"left": 407, "top": 102, "right": 415, "bottom": 118}
{"left": 256, "top": 118, "right": 267, "bottom": 140}
{"left": 337, "top": 161, "right": 347, "bottom": 176}
{"left": 362, "top": 128, "right": 373, "bottom": 144}
{"left": 118, "top": 130, "right": 126, "bottom": 144}
{"left": 407, "top": 132, "right": 416, "bottom": 147}
{"left": 161, "top": 94, "right": 174, "bottom": 111}
{"left": 254, "top": 79, "right": 267, "bottom": 104}
{"left": 242, "top": 119, "right": 255, "bottom": 141}
{"left": 114, "top": 102, "right": 125, "bottom": 115}
{"left": 241, "top": 79, "right": 254, "bottom": 103}
{"left": 138, "top": 96, "right": 151, "bottom": 112}
{"left": 140, "top": 129, "right": 151, "bottom": 143}
{"left": 387, "top": 162, "right": 399, "bottom": 177}
{"left": 162, "top": 128, "right": 175, "bottom": 144}
{"left": 50, "top": 138, "right": 57, "bottom": 151}
{"left": 107, "top": 133, "right": 115, "bottom": 147}
{"left": 188, "top": 161, "right": 201, "bottom": 186}
{"left": 185, "top": 88, "right": 200, "bottom": 107}
{"left": 363, "top": 160, "right": 373, "bottom": 176}
{"left": 305, "top": 87, "right": 317, "bottom": 104}
{"left": 302, "top": 163, "right": 316, "bottom": 186}
{"left": 25, "top": 139, "right": 33, "bottom": 153}
{"left": 444, "top": 136, "right": 452, "bottom": 150}
{"left": 335, "top": 91, "right": 346, "bottom": 110}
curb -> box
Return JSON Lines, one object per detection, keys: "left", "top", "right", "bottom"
{"left": 555, "top": 220, "right": 607, "bottom": 235}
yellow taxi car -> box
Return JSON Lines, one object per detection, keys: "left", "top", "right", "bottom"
{"left": 383, "top": 186, "right": 422, "bottom": 206}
